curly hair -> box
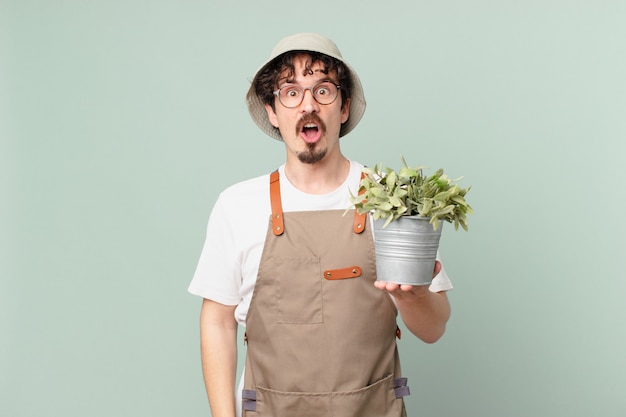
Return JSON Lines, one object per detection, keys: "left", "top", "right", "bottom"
{"left": 253, "top": 51, "right": 353, "bottom": 111}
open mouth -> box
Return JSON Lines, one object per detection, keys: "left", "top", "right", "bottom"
{"left": 298, "top": 116, "right": 325, "bottom": 143}
{"left": 302, "top": 123, "right": 319, "bottom": 141}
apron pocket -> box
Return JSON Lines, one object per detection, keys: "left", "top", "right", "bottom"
{"left": 252, "top": 374, "right": 403, "bottom": 417}
{"left": 274, "top": 257, "right": 323, "bottom": 324}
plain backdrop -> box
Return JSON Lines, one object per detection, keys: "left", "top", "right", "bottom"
{"left": 2, "top": 1, "right": 625, "bottom": 416}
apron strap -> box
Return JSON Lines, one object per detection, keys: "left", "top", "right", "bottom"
{"left": 242, "top": 389, "right": 257, "bottom": 411}
{"left": 269, "top": 170, "right": 284, "bottom": 236}
{"left": 394, "top": 378, "right": 411, "bottom": 398}
{"left": 269, "top": 170, "right": 366, "bottom": 235}
{"left": 353, "top": 210, "right": 367, "bottom": 234}
{"left": 353, "top": 172, "right": 367, "bottom": 234}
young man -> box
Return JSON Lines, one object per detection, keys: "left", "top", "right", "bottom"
{"left": 188, "top": 32, "right": 452, "bottom": 417}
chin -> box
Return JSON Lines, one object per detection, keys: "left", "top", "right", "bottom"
{"left": 297, "top": 147, "right": 327, "bottom": 164}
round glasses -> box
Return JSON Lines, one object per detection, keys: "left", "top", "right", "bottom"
{"left": 273, "top": 81, "right": 341, "bottom": 108}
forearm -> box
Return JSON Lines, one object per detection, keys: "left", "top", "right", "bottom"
{"left": 395, "top": 290, "right": 450, "bottom": 343}
{"left": 200, "top": 299, "right": 238, "bottom": 417}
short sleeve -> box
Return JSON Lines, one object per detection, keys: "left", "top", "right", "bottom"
{"left": 188, "top": 195, "right": 243, "bottom": 306}
{"left": 428, "top": 251, "right": 454, "bottom": 293}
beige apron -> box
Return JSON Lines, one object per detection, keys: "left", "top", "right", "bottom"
{"left": 242, "top": 171, "right": 410, "bottom": 417}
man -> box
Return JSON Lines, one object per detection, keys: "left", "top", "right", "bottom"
{"left": 188, "top": 32, "right": 452, "bottom": 417}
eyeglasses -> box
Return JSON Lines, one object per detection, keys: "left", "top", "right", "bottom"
{"left": 273, "top": 81, "right": 341, "bottom": 108}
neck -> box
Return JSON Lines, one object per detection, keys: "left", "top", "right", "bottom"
{"left": 284, "top": 153, "right": 350, "bottom": 194}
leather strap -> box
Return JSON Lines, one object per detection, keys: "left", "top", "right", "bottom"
{"left": 323, "top": 266, "right": 362, "bottom": 280}
{"left": 269, "top": 170, "right": 284, "bottom": 236}
{"left": 353, "top": 210, "right": 367, "bottom": 234}
{"left": 353, "top": 172, "right": 367, "bottom": 234}
{"left": 270, "top": 170, "right": 366, "bottom": 236}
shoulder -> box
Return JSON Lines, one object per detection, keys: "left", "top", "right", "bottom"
{"left": 215, "top": 173, "right": 271, "bottom": 214}
{"left": 220, "top": 172, "right": 270, "bottom": 197}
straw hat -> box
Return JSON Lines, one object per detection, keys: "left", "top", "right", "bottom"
{"left": 246, "top": 33, "right": 366, "bottom": 141}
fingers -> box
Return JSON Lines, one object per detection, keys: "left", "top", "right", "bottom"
{"left": 375, "top": 261, "right": 442, "bottom": 292}
{"left": 374, "top": 280, "right": 402, "bottom": 292}
{"left": 433, "top": 260, "right": 442, "bottom": 277}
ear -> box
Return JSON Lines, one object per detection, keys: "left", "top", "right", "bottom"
{"left": 265, "top": 104, "right": 279, "bottom": 128}
{"left": 341, "top": 98, "right": 351, "bottom": 124}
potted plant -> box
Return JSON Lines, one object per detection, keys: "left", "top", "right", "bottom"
{"left": 349, "top": 157, "right": 472, "bottom": 286}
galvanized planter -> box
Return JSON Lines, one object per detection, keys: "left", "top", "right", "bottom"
{"left": 373, "top": 215, "right": 443, "bottom": 286}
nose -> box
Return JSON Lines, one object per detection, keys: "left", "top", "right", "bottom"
{"left": 300, "top": 88, "right": 320, "bottom": 113}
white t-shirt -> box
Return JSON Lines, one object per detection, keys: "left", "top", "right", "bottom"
{"left": 188, "top": 160, "right": 453, "bottom": 326}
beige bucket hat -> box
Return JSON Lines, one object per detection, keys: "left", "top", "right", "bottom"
{"left": 246, "top": 32, "right": 366, "bottom": 141}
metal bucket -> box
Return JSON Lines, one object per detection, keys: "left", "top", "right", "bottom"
{"left": 373, "top": 215, "right": 443, "bottom": 286}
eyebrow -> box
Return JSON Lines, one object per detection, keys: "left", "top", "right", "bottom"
{"left": 278, "top": 66, "right": 336, "bottom": 85}
{"left": 278, "top": 77, "right": 336, "bottom": 87}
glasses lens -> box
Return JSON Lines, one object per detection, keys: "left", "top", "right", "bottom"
{"left": 313, "top": 82, "right": 338, "bottom": 105}
{"left": 279, "top": 85, "right": 302, "bottom": 108}
{"left": 277, "top": 82, "right": 339, "bottom": 108}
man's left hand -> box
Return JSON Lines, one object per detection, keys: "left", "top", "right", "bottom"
{"left": 373, "top": 260, "right": 442, "bottom": 299}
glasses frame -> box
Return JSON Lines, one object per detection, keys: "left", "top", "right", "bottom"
{"left": 273, "top": 81, "right": 341, "bottom": 108}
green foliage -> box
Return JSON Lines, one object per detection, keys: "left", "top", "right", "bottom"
{"left": 349, "top": 157, "right": 473, "bottom": 230}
